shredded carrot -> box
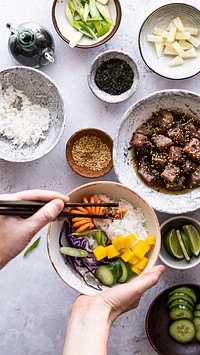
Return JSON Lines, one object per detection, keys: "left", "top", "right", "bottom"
{"left": 71, "top": 209, "right": 84, "bottom": 214}
{"left": 75, "top": 222, "right": 94, "bottom": 233}
{"left": 83, "top": 196, "right": 89, "bottom": 204}
{"left": 90, "top": 196, "right": 96, "bottom": 214}
{"left": 73, "top": 219, "right": 91, "bottom": 228}
{"left": 72, "top": 217, "right": 89, "bottom": 222}
{"left": 75, "top": 206, "right": 89, "bottom": 213}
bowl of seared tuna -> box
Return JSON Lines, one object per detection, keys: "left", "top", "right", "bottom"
{"left": 113, "top": 89, "right": 200, "bottom": 214}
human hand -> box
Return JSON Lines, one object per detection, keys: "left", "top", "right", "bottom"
{"left": 71, "top": 264, "right": 165, "bottom": 324}
{"left": 0, "top": 189, "right": 69, "bottom": 269}
{"left": 63, "top": 265, "right": 165, "bottom": 355}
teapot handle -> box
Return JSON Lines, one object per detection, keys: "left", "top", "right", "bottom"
{"left": 6, "top": 23, "right": 19, "bottom": 35}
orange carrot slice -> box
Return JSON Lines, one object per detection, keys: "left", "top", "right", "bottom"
{"left": 90, "top": 196, "right": 96, "bottom": 214}
{"left": 73, "top": 219, "right": 91, "bottom": 228}
{"left": 75, "top": 206, "right": 89, "bottom": 213}
{"left": 72, "top": 217, "right": 89, "bottom": 222}
{"left": 83, "top": 196, "right": 89, "bottom": 204}
{"left": 76, "top": 222, "right": 94, "bottom": 233}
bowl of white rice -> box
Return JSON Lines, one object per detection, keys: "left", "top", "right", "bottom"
{"left": 0, "top": 66, "right": 65, "bottom": 162}
{"left": 47, "top": 181, "right": 161, "bottom": 295}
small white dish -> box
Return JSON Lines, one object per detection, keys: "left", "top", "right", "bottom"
{"left": 88, "top": 50, "right": 140, "bottom": 103}
{"left": 139, "top": 3, "right": 200, "bottom": 80}
{"left": 113, "top": 89, "right": 200, "bottom": 214}
{"left": 52, "top": 0, "right": 121, "bottom": 48}
{"left": 159, "top": 216, "right": 200, "bottom": 270}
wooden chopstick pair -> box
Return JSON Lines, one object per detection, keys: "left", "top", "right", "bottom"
{"left": 0, "top": 200, "right": 119, "bottom": 219}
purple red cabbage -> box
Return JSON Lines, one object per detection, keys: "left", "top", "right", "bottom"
{"left": 59, "top": 218, "right": 109, "bottom": 291}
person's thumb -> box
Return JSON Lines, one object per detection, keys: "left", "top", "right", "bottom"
{"left": 24, "top": 199, "right": 65, "bottom": 237}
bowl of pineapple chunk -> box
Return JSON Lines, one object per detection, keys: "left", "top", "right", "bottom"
{"left": 139, "top": 3, "right": 200, "bottom": 79}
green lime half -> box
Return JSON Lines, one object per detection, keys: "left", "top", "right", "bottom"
{"left": 164, "top": 228, "right": 184, "bottom": 259}
{"left": 176, "top": 230, "right": 190, "bottom": 261}
{"left": 183, "top": 225, "right": 200, "bottom": 256}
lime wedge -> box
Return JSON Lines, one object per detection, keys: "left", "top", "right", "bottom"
{"left": 164, "top": 228, "right": 184, "bottom": 259}
{"left": 183, "top": 225, "right": 200, "bottom": 256}
{"left": 176, "top": 230, "right": 190, "bottom": 261}
{"left": 180, "top": 231, "right": 192, "bottom": 257}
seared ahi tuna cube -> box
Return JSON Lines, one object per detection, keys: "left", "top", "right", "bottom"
{"left": 168, "top": 146, "right": 182, "bottom": 163}
{"left": 159, "top": 109, "right": 174, "bottom": 128}
{"left": 184, "top": 120, "right": 198, "bottom": 138}
{"left": 165, "top": 176, "right": 185, "bottom": 191}
{"left": 189, "top": 166, "right": 200, "bottom": 187}
{"left": 153, "top": 135, "right": 174, "bottom": 151}
{"left": 152, "top": 153, "right": 167, "bottom": 168}
{"left": 131, "top": 133, "right": 151, "bottom": 150}
{"left": 168, "top": 125, "right": 185, "bottom": 143}
{"left": 183, "top": 138, "right": 200, "bottom": 161}
{"left": 182, "top": 159, "right": 196, "bottom": 174}
{"left": 160, "top": 165, "right": 180, "bottom": 184}
{"left": 138, "top": 163, "right": 157, "bottom": 185}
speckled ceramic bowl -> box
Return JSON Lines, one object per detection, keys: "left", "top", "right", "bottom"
{"left": 113, "top": 89, "right": 200, "bottom": 214}
{"left": 52, "top": 0, "right": 121, "bottom": 48}
{"left": 47, "top": 181, "right": 160, "bottom": 295}
{"left": 88, "top": 50, "right": 140, "bottom": 103}
{"left": 0, "top": 66, "right": 65, "bottom": 162}
{"left": 159, "top": 216, "right": 200, "bottom": 270}
{"left": 146, "top": 284, "right": 200, "bottom": 355}
{"left": 139, "top": 3, "right": 200, "bottom": 80}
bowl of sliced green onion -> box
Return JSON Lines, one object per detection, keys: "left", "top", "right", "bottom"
{"left": 52, "top": 0, "right": 121, "bottom": 48}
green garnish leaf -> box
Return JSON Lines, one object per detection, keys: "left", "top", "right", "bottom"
{"left": 72, "top": 229, "right": 100, "bottom": 236}
{"left": 23, "top": 236, "right": 41, "bottom": 257}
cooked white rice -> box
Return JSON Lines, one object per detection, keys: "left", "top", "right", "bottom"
{"left": 0, "top": 83, "right": 50, "bottom": 147}
{"left": 94, "top": 194, "right": 149, "bottom": 241}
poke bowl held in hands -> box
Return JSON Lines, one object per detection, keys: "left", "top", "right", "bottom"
{"left": 47, "top": 182, "right": 160, "bottom": 295}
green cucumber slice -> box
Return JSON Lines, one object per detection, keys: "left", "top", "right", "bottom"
{"left": 176, "top": 230, "right": 190, "bottom": 261}
{"left": 117, "top": 259, "right": 132, "bottom": 283}
{"left": 109, "top": 259, "right": 123, "bottom": 280}
{"left": 193, "top": 317, "right": 200, "bottom": 341}
{"left": 167, "top": 292, "right": 195, "bottom": 307}
{"left": 194, "top": 310, "right": 200, "bottom": 317}
{"left": 96, "top": 265, "right": 117, "bottom": 286}
{"left": 195, "top": 304, "right": 200, "bottom": 310}
{"left": 169, "top": 305, "right": 193, "bottom": 321}
{"left": 168, "top": 299, "right": 194, "bottom": 311}
{"left": 169, "top": 319, "right": 195, "bottom": 343}
{"left": 168, "top": 287, "right": 197, "bottom": 303}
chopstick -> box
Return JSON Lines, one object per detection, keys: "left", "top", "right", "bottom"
{"left": 0, "top": 200, "right": 119, "bottom": 219}
{"left": 0, "top": 209, "right": 107, "bottom": 218}
{"left": 0, "top": 200, "right": 119, "bottom": 208}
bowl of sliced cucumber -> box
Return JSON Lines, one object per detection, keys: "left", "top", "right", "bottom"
{"left": 146, "top": 284, "right": 200, "bottom": 355}
{"left": 159, "top": 216, "right": 200, "bottom": 270}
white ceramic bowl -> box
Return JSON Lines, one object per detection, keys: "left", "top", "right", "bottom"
{"left": 113, "top": 89, "right": 200, "bottom": 214}
{"left": 159, "top": 216, "right": 200, "bottom": 270}
{"left": 139, "top": 3, "right": 200, "bottom": 80}
{"left": 88, "top": 50, "right": 140, "bottom": 103}
{"left": 0, "top": 66, "right": 65, "bottom": 162}
{"left": 47, "top": 181, "right": 160, "bottom": 295}
{"left": 52, "top": 0, "right": 121, "bottom": 48}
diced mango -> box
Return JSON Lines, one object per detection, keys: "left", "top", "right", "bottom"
{"left": 93, "top": 245, "right": 107, "bottom": 261}
{"left": 123, "top": 234, "right": 137, "bottom": 248}
{"left": 121, "top": 249, "right": 134, "bottom": 262}
{"left": 106, "top": 245, "right": 120, "bottom": 259}
{"left": 132, "top": 240, "right": 150, "bottom": 259}
{"left": 131, "top": 265, "right": 142, "bottom": 275}
{"left": 112, "top": 235, "right": 125, "bottom": 251}
{"left": 129, "top": 255, "right": 139, "bottom": 266}
{"left": 146, "top": 235, "right": 156, "bottom": 246}
{"left": 135, "top": 256, "right": 149, "bottom": 270}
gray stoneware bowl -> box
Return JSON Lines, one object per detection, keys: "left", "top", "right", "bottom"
{"left": 88, "top": 50, "right": 140, "bottom": 103}
{"left": 139, "top": 3, "right": 200, "bottom": 80}
{"left": 113, "top": 89, "right": 200, "bottom": 214}
{"left": 0, "top": 66, "right": 65, "bottom": 162}
{"left": 160, "top": 216, "right": 200, "bottom": 270}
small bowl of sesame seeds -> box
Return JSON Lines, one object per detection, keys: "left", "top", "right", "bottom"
{"left": 66, "top": 128, "right": 113, "bottom": 178}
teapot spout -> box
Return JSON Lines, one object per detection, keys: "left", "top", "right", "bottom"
{"left": 44, "top": 51, "right": 54, "bottom": 63}
{"left": 6, "top": 23, "right": 19, "bottom": 35}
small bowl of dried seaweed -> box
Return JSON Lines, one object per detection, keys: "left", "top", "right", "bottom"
{"left": 87, "top": 50, "right": 140, "bottom": 103}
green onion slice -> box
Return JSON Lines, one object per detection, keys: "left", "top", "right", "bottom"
{"left": 59, "top": 246, "right": 88, "bottom": 257}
